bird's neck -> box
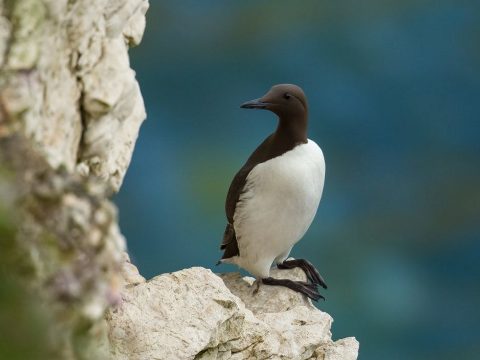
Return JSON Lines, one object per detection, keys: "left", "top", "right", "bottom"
{"left": 275, "top": 115, "right": 308, "bottom": 145}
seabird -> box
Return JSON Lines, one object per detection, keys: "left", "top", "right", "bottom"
{"left": 218, "top": 84, "right": 327, "bottom": 301}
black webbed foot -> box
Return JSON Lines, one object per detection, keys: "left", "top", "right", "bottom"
{"left": 277, "top": 259, "right": 327, "bottom": 289}
{"left": 262, "top": 277, "right": 325, "bottom": 301}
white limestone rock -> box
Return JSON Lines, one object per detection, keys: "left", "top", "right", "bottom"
{"left": 108, "top": 266, "right": 359, "bottom": 360}
{"left": 108, "top": 267, "right": 266, "bottom": 360}
{"left": 0, "top": 1, "right": 149, "bottom": 357}
{"left": 0, "top": 0, "right": 149, "bottom": 191}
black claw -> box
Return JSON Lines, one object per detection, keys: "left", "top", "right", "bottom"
{"left": 301, "top": 281, "right": 325, "bottom": 301}
{"left": 277, "top": 259, "right": 328, "bottom": 289}
{"left": 262, "top": 277, "right": 324, "bottom": 302}
{"left": 308, "top": 266, "right": 328, "bottom": 290}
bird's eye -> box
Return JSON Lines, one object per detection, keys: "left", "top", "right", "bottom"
{"left": 283, "top": 93, "right": 291, "bottom": 100}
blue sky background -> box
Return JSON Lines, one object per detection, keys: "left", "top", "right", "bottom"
{"left": 115, "top": 1, "right": 480, "bottom": 359}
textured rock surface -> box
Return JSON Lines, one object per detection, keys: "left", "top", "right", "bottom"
{"left": 0, "top": 137, "right": 128, "bottom": 358}
{"left": 108, "top": 265, "right": 359, "bottom": 360}
{"left": 0, "top": 0, "right": 148, "bottom": 191}
{"left": 0, "top": 0, "right": 148, "bottom": 358}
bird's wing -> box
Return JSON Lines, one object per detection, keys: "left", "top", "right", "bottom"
{"left": 220, "top": 134, "right": 279, "bottom": 259}
{"left": 225, "top": 164, "right": 256, "bottom": 224}
{"left": 220, "top": 163, "right": 256, "bottom": 259}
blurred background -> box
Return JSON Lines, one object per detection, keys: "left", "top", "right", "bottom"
{"left": 115, "top": 1, "right": 480, "bottom": 359}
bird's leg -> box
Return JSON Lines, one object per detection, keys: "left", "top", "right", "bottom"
{"left": 252, "top": 279, "right": 261, "bottom": 295}
{"left": 277, "top": 259, "right": 327, "bottom": 289}
{"left": 262, "top": 277, "right": 324, "bottom": 301}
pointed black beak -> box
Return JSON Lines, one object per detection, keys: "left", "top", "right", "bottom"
{"left": 240, "top": 98, "right": 270, "bottom": 109}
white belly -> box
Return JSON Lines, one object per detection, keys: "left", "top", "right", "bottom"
{"left": 232, "top": 139, "right": 325, "bottom": 278}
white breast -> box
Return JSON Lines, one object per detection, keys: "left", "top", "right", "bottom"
{"left": 231, "top": 139, "right": 325, "bottom": 279}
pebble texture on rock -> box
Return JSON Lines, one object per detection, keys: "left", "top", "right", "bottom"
{"left": 108, "top": 265, "right": 359, "bottom": 360}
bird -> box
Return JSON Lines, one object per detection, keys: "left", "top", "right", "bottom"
{"left": 217, "top": 84, "right": 327, "bottom": 301}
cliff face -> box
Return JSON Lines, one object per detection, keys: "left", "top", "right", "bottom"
{"left": 0, "top": 0, "right": 148, "bottom": 358}
{"left": 0, "top": 1, "right": 358, "bottom": 359}
{"left": 0, "top": 0, "right": 148, "bottom": 190}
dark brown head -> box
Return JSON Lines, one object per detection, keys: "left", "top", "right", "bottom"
{"left": 240, "top": 84, "right": 308, "bottom": 119}
{"left": 241, "top": 84, "right": 308, "bottom": 142}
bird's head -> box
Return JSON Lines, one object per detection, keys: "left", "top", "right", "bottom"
{"left": 240, "top": 84, "right": 308, "bottom": 120}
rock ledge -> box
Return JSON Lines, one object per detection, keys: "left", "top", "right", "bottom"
{"left": 108, "top": 263, "right": 359, "bottom": 360}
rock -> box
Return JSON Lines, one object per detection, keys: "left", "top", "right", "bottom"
{"left": 0, "top": 0, "right": 149, "bottom": 191}
{"left": 220, "top": 267, "right": 312, "bottom": 314}
{"left": 108, "top": 266, "right": 359, "bottom": 360}
{"left": 119, "top": 251, "right": 146, "bottom": 287}
{"left": 0, "top": 0, "right": 149, "bottom": 358}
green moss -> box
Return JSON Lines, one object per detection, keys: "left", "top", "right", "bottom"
{"left": 0, "top": 277, "right": 53, "bottom": 360}
{"left": 0, "top": 208, "right": 54, "bottom": 359}
{"left": 11, "top": 0, "right": 47, "bottom": 37}
{"left": 5, "top": 0, "right": 47, "bottom": 69}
